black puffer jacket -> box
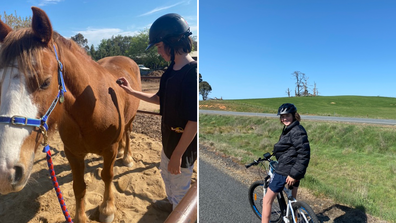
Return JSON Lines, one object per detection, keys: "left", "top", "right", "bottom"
{"left": 273, "top": 121, "right": 310, "bottom": 180}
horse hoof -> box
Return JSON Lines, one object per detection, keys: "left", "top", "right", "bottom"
{"left": 99, "top": 213, "right": 114, "bottom": 223}
{"left": 117, "top": 150, "right": 124, "bottom": 158}
{"left": 123, "top": 159, "right": 133, "bottom": 168}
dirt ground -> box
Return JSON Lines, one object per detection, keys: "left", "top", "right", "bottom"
{"left": 199, "top": 144, "right": 389, "bottom": 223}
{"left": 0, "top": 80, "right": 197, "bottom": 223}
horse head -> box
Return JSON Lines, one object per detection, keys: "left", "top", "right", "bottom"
{"left": 0, "top": 7, "right": 64, "bottom": 194}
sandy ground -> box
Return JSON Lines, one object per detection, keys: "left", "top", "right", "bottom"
{"left": 0, "top": 80, "right": 197, "bottom": 223}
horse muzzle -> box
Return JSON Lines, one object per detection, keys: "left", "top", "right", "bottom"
{"left": 0, "top": 162, "right": 31, "bottom": 194}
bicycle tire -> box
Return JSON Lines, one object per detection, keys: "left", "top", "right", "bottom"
{"left": 248, "top": 180, "right": 282, "bottom": 222}
{"left": 290, "top": 201, "right": 319, "bottom": 223}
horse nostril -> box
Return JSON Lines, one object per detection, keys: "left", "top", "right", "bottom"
{"left": 11, "top": 165, "right": 24, "bottom": 184}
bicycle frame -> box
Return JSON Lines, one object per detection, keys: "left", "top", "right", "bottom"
{"left": 247, "top": 153, "right": 318, "bottom": 223}
{"left": 283, "top": 187, "right": 298, "bottom": 223}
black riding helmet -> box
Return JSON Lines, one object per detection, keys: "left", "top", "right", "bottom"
{"left": 277, "top": 103, "right": 297, "bottom": 115}
{"left": 146, "top": 13, "right": 192, "bottom": 51}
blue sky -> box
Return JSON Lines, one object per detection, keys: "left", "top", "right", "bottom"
{"left": 200, "top": 0, "right": 396, "bottom": 99}
{"left": 2, "top": 0, "right": 197, "bottom": 48}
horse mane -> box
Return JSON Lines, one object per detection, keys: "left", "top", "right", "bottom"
{"left": 52, "top": 32, "right": 93, "bottom": 62}
{"left": 0, "top": 28, "right": 92, "bottom": 89}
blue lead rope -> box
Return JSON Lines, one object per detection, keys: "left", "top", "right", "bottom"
{"left": 43, "top": 145, "right": 73, "bottom": 222}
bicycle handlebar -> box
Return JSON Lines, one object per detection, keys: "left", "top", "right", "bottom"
{"left": 245, "top": 152, "right": 273, "bottom": 169}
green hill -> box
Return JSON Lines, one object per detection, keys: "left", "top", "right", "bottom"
{"left": 199, "top": 95, "right": 396, "bottom": 120}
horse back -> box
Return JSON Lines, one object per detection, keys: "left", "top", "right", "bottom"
{"left": 98, "top": 56, "right": 141, "bottom": 91}
{"left": 98, "top": 56, "right": 141, "bottom": 127}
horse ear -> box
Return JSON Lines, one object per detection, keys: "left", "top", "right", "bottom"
{"left": 31, "top": 7, "right": 53, "bottom": 45}
{"left": 0, "top": 20, "right": 12, "bottom": 43}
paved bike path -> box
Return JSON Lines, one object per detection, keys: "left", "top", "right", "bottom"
{"left": 200, "top": 110, "right": 396, "bottom": 125}
{"left": 199, "top": 158, "right": 259, "bottom": 223}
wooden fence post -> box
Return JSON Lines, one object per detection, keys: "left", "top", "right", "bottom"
{"left": 164, "top": 182, "right": 197, "bottom": 223}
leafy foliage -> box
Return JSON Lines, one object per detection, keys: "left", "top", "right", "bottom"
{"left": 71, "top": 33, "right": 89, "bottom": 52}
{"left": 199, "top": 81, "right": 212, "bottom": 101}
{"left": 1, "top": 11, "right": 31, "bottom": 29}
{"left": 88, "top": 30, "right": 171, "bottom": 69}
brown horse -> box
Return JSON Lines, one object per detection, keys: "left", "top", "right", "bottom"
{"left": 0, "top": 7, "right": 141, "bottom": 223}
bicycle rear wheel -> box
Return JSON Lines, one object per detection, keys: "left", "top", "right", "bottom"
{"left": 248, "top": 180, "right": 282, "bottom": 222}
{"left": 290, "top": 201, "right": 319, "bottom": 223}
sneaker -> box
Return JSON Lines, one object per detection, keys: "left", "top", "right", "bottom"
{"left": 153, "top": 200, "right": 173, "bottom": 213}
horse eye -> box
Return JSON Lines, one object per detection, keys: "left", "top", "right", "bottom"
{"left": 40, "top": 78, "right": 51, "bottom": 89}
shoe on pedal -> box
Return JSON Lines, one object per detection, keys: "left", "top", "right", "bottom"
{"left": 153, "top": 200, "right": 173, "bottom": 213}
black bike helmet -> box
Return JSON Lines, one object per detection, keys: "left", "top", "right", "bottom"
{"left": 146, "top": 13, "right": 192, "bottom": 51}
{"left": 277, "top": 103, "right": 297, "bottom": 115}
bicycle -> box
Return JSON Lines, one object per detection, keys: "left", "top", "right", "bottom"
{"left": 245, "top": 152, "right": 319, "bottom": 223}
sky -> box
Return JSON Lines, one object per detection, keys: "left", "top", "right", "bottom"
{"left": 2, "top": 0, "right": 197, "bottom": 48}
{"left": 200, "top": 0, "right": 396, "bottom": 100}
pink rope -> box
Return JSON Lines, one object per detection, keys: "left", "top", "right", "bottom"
{"left": 43, "top": 145, "right": 73, "bottom": 222}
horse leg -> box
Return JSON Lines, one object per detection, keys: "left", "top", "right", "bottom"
{"left": 116, "top": 134, "right": 126, "bottom": 158}
{"left": 99, "top": 145, "right": 117, "bottom": 223}
{"left": 121, "top": 128, "right": 134, "bottom": 167}
{"left": 64, "top": 147, "right": 87, "bottom": 223}
{"left": 120, "top": 116, "right": 135, "bottom": 167}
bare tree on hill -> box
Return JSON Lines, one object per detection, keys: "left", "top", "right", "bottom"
{"left": 289, "top": 71, "right": 318, "bottom": 97}
{"left": 286, "top": 88, "right": 291, "bottom": 97}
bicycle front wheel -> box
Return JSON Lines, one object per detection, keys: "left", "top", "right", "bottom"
{"left": 248, "top": 180, "right": 282, "bottom": 222}
{"left": 290, "top": 201, "right": 319, "bottom": 223}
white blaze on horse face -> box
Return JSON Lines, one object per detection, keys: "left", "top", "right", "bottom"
{"left": 0, "top": 61, "right": 38, "bottom": 174}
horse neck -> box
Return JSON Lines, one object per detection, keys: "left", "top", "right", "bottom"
{"left": 61, "top": 48, "right": 106, "bottom": 93}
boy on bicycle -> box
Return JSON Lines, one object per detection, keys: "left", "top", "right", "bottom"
{"left": 262, "top": 103, "right": 310, "bottom": 223}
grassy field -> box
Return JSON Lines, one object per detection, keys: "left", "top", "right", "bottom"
{"left": 199, "top": 96, "right": 396, "bottom": 222}
{"left": 199, "top": 95, "right": 396, "bottom": 119}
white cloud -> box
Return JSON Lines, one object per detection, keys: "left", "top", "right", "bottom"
{"left": 138, "top": 1, "right": 186, "bottom": 17}
{"left": 74, "top": 28, "right": 139, "bottom": 47}
{"left": 38, "top": 0, "right": 63, "bottom": 6}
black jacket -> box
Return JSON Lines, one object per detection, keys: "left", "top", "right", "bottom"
{"left": 273, "top": 121, "right": 310, "bottom": 180}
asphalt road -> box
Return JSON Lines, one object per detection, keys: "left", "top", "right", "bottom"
{"left": 199, "top": 110, "right": 396, "bottom": 125}
{"left": 199, "top": 158, "right": 259, "bottom": 223}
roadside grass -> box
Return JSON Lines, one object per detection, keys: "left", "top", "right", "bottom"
{"left": 199, "top": 95, "right": 396, "bottom": 120}
{"left": 199, "top": 114, "right": 396, "bottom": 222}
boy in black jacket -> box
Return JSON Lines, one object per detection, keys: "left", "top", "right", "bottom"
{"left": 262, "top": 103, "right": 310, "bottom": 223}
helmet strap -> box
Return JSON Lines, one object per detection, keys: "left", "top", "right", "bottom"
{"left": 170, "top": 48, "right": 175, "bottom": 62}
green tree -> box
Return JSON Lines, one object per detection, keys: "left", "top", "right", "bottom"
{"left": 88, "top": 29, "right": 192, "bottom": 69}
{"left": 71, "top": 33, "right": 89, "bottom": 51}
{"left": 199, "top": 81, "right": 212, "bottom": 101}
{"left": 192, "top": 36, "right": 197, "bottom": 51}
{"left": 1, "top": 11, "right": 31, "bottom": 29}
{"left": 88, "top": 44, "right": 96, "bottom": 59}
{"left": 126, "top": 30, "right": 167, "bottom": 69}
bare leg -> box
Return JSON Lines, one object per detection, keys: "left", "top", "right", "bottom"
{"left": 262, "top": 187, "right": 278, "bottom": 223}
